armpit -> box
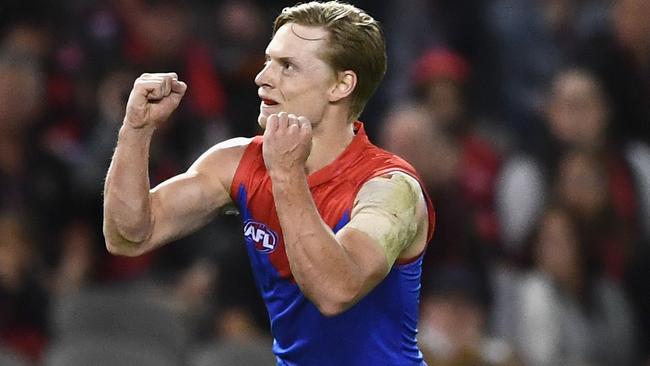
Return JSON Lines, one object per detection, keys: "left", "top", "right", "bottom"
{"left": 344, "top": 171, "right": 424, "bottom": 267}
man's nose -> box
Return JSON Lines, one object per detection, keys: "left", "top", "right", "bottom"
{"left": 255, "top": 62, "right": 274, "bottom": 87}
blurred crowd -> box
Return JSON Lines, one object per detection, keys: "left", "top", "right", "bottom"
{"left": 0, "top": 0, "right": 649, "bottom": 365}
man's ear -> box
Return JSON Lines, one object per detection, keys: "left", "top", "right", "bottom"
{"left": 329, "top": 70, "right": 357, "bottom": 102}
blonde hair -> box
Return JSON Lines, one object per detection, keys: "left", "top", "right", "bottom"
{"left": 273, "top": 1, "right": 387, "bottom": 120}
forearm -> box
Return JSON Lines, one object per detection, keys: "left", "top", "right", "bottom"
{"left": 270, "top": 169, "right": 362, "bottom": 314}
{"left": 103, "top": 124, "right": 155, "bottom": 250}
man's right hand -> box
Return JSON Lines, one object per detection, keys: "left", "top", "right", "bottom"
{"left": 124, "top": 72, "right": 188, "bottom": 129}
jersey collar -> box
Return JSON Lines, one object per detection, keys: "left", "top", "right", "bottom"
{"left": 307, "top": 121, "right": 369, "bottom": 188}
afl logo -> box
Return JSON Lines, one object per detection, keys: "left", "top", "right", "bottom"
{"left": 243, "top": 220, "right": 278, "bottom": 253}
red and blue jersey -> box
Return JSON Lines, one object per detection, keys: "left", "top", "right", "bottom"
{"left": 230, "top": 122, "right": 435, "bottom": 365}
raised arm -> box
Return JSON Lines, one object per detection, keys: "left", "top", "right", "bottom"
{"left": 263, "top": 113, "right": 428, "bottom": 316}
{"left": 103, "top": 73, "right": 245, "bottom": 256}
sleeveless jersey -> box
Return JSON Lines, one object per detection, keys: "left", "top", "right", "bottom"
{"left": 230, "top": 122, "right": 435, "bottom": 366}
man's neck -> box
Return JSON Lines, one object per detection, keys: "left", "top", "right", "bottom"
{"left": 305, "top": 117, "right": 355, "bottom": 176}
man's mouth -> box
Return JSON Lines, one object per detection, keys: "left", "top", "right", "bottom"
{"left": 262, "top": 98, "right": 279, "bottom": 106}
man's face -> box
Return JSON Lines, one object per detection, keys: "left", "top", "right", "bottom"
{"left": 547, "top": 72, "right": 607, "bottom": 148}
{"left": 255, "top": 23, "right": 336, "bottom": 129}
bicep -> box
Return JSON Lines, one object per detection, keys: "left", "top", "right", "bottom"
{"left": 148, "top": 170, "right": 230, "bottom": 245}
{"left": 336, "top": 172, "right": 427, "bottom": 277}
{"left": 146, "top": 138, "right": 248, "bottom": 248}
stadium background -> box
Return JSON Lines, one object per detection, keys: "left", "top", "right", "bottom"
{"left": 0, "top": 0, "right": 649, "bottom": 365}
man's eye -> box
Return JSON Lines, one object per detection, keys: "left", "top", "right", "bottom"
{"left": 283, "top": 62, "right": 294, "bottom": 70}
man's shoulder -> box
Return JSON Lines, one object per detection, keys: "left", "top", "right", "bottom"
{"left": 211, "top": 136, "right": 256, "bottom": 153}
{"left": 190, "top": 136, "right": 255, "bottom": 176}
{"left": 358, "top": 143, "right": 418, "bottom": 179}
{"left": 187, "top": 136, "right": 260, "bottom": 205}
{"left": 197, "top": 137, "right": 257, "bottom": 163}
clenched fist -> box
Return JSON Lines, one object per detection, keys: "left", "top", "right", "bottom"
{"left": 124, "top": 72, "right": 187, "bottom": 130}
{"left": 262, "top": 112, "right": 313, "bottom": 176}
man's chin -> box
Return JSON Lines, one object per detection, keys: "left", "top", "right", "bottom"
{"left": 258, "top": 110, "right": 283, "bottom": 129}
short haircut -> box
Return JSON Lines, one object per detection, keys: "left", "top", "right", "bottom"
{"left": 273, "top": 1, "right": 387, "bottom": 120}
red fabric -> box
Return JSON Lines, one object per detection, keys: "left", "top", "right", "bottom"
{"left": 598, "top": 153, "right": 639, "bottom": 281}
{"left": 230, "top": 122, "right": 435, "bottom": 279}
{"left": 413, "top": 48, "right": 470, "bottom": 85}
{"left": 98, "top": 252, "right": 155, "bottom": 282}
{"left": 1, "top": 328, "right": 47, "bottom": 364}
{"left": 185, "top": 43, "right": 226, "bottom": 118}
{"left": 607, "top": 154, "right": 638, "bottom": 224}
{"left": 459, "top": 134, "right": 502, "bottom": 244}
{"left": 46, "top": 74, "right": 75, "bottom": 107}
{"left": 460, "top": 134, "right": 501, "bottom": 205}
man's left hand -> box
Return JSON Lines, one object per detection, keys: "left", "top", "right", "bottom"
{"left": 262, "top": 112, "right": 313, "bottom": 177}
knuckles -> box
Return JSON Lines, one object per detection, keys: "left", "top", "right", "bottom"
{"left": 133, "top": 73, "right": 177, "bottom": 85}
{"left": 265, "top": 113, "right": 311, "bottom": 133}
{"left": 130, "top": 72, "right": 183, "bottom": 100}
